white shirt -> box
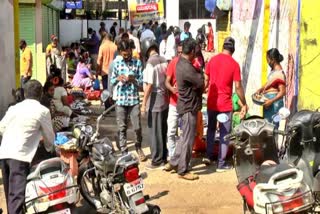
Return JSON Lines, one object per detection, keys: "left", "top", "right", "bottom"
{"left": 140, "top": 29, "right": 156, "bottom": 42}
{"left": 129, "top": 34, "right": 141, "bottom": 54}
{"left": 0, "top": 99, "right": 55, "bottom": 163}
{"left": 165, "top": 33, "right": 176, "bottom": 61}
{"left": 159, "top": 40, "right": 166, "bottom": 58}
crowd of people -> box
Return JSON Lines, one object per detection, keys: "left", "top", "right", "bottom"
{"left": 0, "top": 18, "right": 287, "bottom": 213}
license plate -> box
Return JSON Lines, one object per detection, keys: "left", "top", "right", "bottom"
{"left": 123, "top": 179, "right": 144, "bottom": 197}
{"left": 49, "top": 208, "right": 71, "bottom": 214}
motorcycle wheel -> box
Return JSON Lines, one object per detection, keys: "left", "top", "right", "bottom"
{"left": 78, "top": 161, "right": 101, "bottom": 210}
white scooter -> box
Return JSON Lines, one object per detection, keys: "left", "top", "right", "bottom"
{"left": 24, "top": 157, "right": 79, "bottom": 214}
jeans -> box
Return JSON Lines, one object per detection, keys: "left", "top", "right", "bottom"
{"left": 170, "top": 111, "right": 197, "bottom": 175}
{"left": 116, "top": 104, "right": 142, "bottom": 152}
{"left": 166, "top": 104, "right": 179, "bottom": 158}
{"left": 20, "top": 76, "right": 31, "bottom": 88}
{"left": 148, "top": 108, "right": 169, "bottom": 165}
{"left": 1, "top": 159, "right": 30, "bottom": 214}
{"left": 206, "top": 110, "right": 232, "bottom": 168}
{"left": 102, "top": 74, "right": 108, "bottom": 90}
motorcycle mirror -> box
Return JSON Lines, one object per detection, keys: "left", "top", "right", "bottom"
{"left": 272, "top": 115, "right": 282, "bottom": 123}
{"left": 217, "top": 113, "right": 229, "bottom": 123}
{"left": 278, "top": 107, "right": 290, "bottom": 119}
{"left": 101, "top": 89, "right": 110, "bottom": 102}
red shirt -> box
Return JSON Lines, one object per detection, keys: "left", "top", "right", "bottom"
{"left": 166, "top": 56, "right": 180, "bottom": 106}
{"left": 205, "top": 53, "right": 241, "bottom": 112}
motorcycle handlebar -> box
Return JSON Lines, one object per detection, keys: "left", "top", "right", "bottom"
{"left": 224, "top": 133, "right": 237, "bottom": 141}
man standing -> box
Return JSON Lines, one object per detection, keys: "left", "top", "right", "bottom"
{"left": 165, "top": 39, "right": 204, "bottom": 180}
{"left": 97, "top": 33, "right": 117, "bottom": 108}
{"left": 85, "top": 28, "right": 100, "bottom": 72}
{"left": 141, "top": 38, "right": 169, "bottom": 169}
{"left": 180, "top": 21, "right": 192, "bottom": 42}
{"left": 110, "top": 22, "right": 118, "bottom": 41}
{"left": 19, "top": 39, "right": 33, "bottom": 87}
{"left": 110, "top": 39, "right": 147, "bottom": 161}
{"left": 164, "top": 42, "right": 183, "bottom": 159}
{"left": 204, "top": 37, "right": 248, "bottom": 172}
{"left": 140, "top": 24, "right": 156, "bottom": 42}
{"left": 0, "top": 80, "right": 55, "bottom": 214}
{"left": 46, "top": 35, "right": 62, "bottom": 74}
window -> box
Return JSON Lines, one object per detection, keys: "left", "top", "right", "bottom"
{"left": 179, "top": 0, "right": 211, "bottom": 19}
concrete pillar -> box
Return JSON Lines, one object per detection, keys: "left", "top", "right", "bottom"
{"left": 0, "top": 0, "right": 16, "bottom": 118}
{"left": 166, "top": 0, "right": 179, "bottom": 27}
{"left": 35, "top": 0, "right": 46, "bottom": 84}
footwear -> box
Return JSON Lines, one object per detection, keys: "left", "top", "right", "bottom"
{"left": 163, "top": 163, "right": 177, "bottom": 172}
{"left": 202, "top": 158, "right": 215, "bottom": 166}
{"left": 136, "top": 148, "right": 147, "bottom": 162}
{"left": 145, "top": 162, "right": 165, "bottom": 170}
{"left": 178, "top": 172, "right": 199, "bottom": 181}
{"left": 216, "top": 164, "right": 233, "bottom": 173}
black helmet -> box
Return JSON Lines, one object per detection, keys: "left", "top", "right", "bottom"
{"left": 141, "top": 38, "right": 158, "bottom": 58}
{"left": 91, "top": 137, "right": 116, "bottom": 173}
{"left": 173, "top": 26, "right": 181, "bottom": 36}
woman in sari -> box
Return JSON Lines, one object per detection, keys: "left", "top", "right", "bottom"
{"left": 256, "top": 48, "right": 286, "bottom": 126}
{"left": 206, "top": 22, "right": 214, "bottom": 52}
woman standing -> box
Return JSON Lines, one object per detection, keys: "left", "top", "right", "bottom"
{"left": 206, "top": 22, "right": 214, "bottom": 52}
{"left": 256, "top": 48, "right": 286, "bottom": 126}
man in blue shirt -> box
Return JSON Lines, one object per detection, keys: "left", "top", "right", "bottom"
{"left": 111, "top": 39, "right": 147, "bottom": 161}
{"left": 180, "top": 21, "right": 192, "bottom": 42}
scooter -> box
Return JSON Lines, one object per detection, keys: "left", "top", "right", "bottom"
{"left": 285, "top": 109, "right": 320, "bottom": 210}
{"left": 75, "top": 96, "right": 160, "bottom": 213}
{"left": 224, "top": 110, "right": 314, "bottom": 214}
{"left": 24, "top": 157, "right": 79, "bottom": 214}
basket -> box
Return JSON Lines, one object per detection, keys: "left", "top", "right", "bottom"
{"left": 252, "top": 93, "right": 267, "bottom": 106}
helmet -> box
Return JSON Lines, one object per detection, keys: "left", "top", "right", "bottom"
{"left": 91, "top": 137, "right": 116, "bottom": 173}
{"left": 173, "top": 26, "right": 181, "bottom": 36}
{"left": 141, "top": 38, "right": 158, "bottom": 58}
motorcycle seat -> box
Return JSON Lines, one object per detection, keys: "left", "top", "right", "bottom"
{"left": 255, "top": 163, "right": 292, "bottom": 184}
{"left": 27, "top": 158, "right": 63, "bottom": 181}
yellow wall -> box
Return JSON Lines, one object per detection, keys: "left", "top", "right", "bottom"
{"left": 299, "top": 1, "right": 320, "bottom": 110}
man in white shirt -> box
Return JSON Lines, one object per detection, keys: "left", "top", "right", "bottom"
{"left": 140, "top": 24, "right": 156, "bottom": 42}
{"left": 0, "top": 80, "right": 55, "bottom": 214}
{"left": 127, "top": 28, "right": 141, "bottom": 57}
{"left": 165, "top": 27, "right": 177, "bottom": 62}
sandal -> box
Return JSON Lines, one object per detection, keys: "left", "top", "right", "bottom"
{"left": 178, "top": 172, "right": 199, "bottom": 181}
{"left": 136, "top": 148, "right": 147, "bottom": 162}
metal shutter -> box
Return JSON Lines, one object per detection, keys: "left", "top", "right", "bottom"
{"left": 19, "top": 4, "right": 37, "bottom": 77}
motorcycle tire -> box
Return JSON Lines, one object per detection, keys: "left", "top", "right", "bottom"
{"left": 78, "top": 161, "right": 101, "bottom": 210}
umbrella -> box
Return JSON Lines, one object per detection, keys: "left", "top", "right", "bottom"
{"left": 205, "top": 0, "right": 216, "bottom": 12}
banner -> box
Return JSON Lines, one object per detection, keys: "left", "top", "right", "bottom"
{"left": 128, "top": 0, "right": 164, "bottom": 26}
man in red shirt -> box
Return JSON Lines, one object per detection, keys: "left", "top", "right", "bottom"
{"left": 204, "top": 37, "right": 247, "bottom": 172}
{"left": 164, "top": 42, "right": 183, "bottom": 159}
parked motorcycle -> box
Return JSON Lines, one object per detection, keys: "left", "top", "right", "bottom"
{"left": 24, "top": 157, "right": 79, "bottom": 214}
{"left": 285, "top": 109, "right": 320, "bottom": 210}
{"left": 75, "top": 103, "right": 160, "bottom": 213}
{"left": 224, "top": 113, "right": 314, "bottom": 214}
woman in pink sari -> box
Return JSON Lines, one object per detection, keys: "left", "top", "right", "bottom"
{"left": 256, "top": 48, "right": 286, "bottom": 127}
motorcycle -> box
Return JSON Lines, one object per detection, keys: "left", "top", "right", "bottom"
{"left": 75, "top": 102, "right": 160, "bottom": 214}
{"left": 24, "top": 157, "right": 79, "bottom": 214}
{"left": 285, "top": 109, "right": 320, "bottom": 210}
{"left": 224, "top": 111, "right": 314, "bottom": 214}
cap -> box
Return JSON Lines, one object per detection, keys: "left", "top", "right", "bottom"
{"left": 223, "top": 37, "right": 235, "bottom": 47}
{"left": 51, "top": 34, "right": 58, "bottom": 41}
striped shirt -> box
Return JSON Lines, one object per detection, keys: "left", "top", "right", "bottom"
{"left": 111, "top": 58, "right": 143, "bottom": 106}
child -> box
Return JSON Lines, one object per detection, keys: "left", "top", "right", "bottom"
{"left": 232, "top": 93, "right": 249, "bottom": 128}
